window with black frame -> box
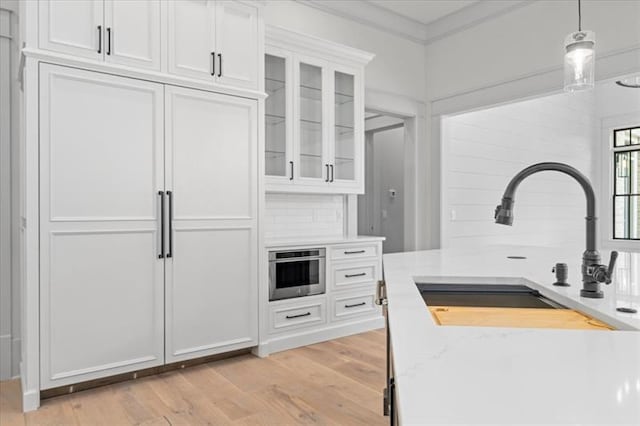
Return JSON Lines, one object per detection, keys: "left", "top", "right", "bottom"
{"left": 613, "top": 126, "right": 640, "bottom": 240}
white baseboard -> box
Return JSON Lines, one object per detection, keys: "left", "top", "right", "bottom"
{"left": 20, "top": 361, "right": 40, "bottom": 412}
{"left": 257, "top": 315, "right": 384, "bottom": 357}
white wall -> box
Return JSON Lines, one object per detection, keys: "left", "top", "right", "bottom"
{"left": 425, "top": 0, "right": 640, "bottom": 249}
{"left": 425, "top": 0, "right": 640, "bottom": 101}
{"left": 0, "top": 0, "right": 20, "bottom": 380}
{"left": 442, "top": 90, "right": 596, "bottom": 248}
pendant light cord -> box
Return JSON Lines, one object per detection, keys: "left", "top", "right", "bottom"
{"left": 578, "top": 0, "right": 582, "bottom": 31}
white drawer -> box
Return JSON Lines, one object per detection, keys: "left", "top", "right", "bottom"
{"left": 332, "top": 292, "right": 377, "bottom": 321}
{"left": 330, "top": 243, "right": 379, "bottom": 261}
{"left": 332, "top": 262, "right": 378, "bottom": 291}
{"left": 269, "top": 298, "right": 326, "bottom": 334}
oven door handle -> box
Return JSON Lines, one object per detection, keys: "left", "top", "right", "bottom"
{"left": 270, "top": 257, "right": 325, "bottom": 263}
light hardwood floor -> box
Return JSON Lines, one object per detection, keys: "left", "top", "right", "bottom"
{"left": 0, "top": 329, "right": 386, "bottom": 425}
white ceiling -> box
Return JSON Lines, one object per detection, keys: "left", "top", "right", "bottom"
{"left": 370, "top": 0, "right": 478, "bottom": 25}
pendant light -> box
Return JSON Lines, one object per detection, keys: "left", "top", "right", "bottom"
{"left": 564, "top": 0, "right": 595, "bottom": 92}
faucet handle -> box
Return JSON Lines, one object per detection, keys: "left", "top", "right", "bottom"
{"left": 605, "top": 251, "right": 619, "bottom": 284}
{"left": 593, "top": 251, "right": 618, "bottom": 285}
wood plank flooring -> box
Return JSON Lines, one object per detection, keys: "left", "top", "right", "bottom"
{"left": 0, "top": 329, "right": 386, "bottom": 425}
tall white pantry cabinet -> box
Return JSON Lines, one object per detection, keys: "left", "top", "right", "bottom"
{"left": 19, "top": 0, "right": 264, "bottom": 411}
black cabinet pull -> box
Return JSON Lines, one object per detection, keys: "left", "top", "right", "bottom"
{"left": 106, "top": 27, "right": 112, "bottom": 55}
{"left": 97, "top": 25, "right": 102, "bottom": 53}
{"left": 345, "top": 272, "right": 367, "bottom": 278}
{"left": 218, "top": 53, "right": 222, "bottom": 77}
{"left": 286, "top": 312, "right": 311, "bottom": 319}
{"left": 211, "top": 52, "right": 215, "bottom": 76}
{"left": 158, "top": 191, "right": 165, "bottom": 259}
{"left": 344, "top": 250, "right": 366, "bottom": 255}
{"left": 345, "top": 302, "right": 366, "bottom": 308}
{"left": 330, "top": 164, "right": 334, "bottom": 182}
{"left": 166, "top": 191, "right": 173, "bottom": 258}
{"left": 325, "top": 164, "right": 330, "bottom": 182}
{"left": 289, "top": 161, "right": 294, "bottom": 180}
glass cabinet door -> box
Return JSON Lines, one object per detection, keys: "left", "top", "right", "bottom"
{"left": 265, "top": 54, "right": 289, "bottom": 177}
{"left": 298, "top": 61, "right": 324, "bottom": 180}
{"left": 333, "top": 70, "right": 355, "bottom": 181}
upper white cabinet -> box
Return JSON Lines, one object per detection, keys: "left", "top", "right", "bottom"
{"left": 104, "top": 0, "right": 161, "bottom": 70}
{"left": 38, "top": 0, "right": 261, "bottom": 90}
{"left": 39, "top": 0, "right": 161, "bottom": 70}
{"left": 165, "top": 0, "right": 260, "bottom": 89}
{"left": 214, "top": 1, "right": 260, "bottom": 89}
{"left": 265, "top": 26, "right": 373, "bottom": 194}
{"left": 38, "top": 0, "right": 104, "bottom": 60}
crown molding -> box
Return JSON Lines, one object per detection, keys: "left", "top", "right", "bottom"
{"left": 424, "top": 0, "right": 530, "bottom": 45}
{"left": 295, "top": 0, "right": 427, "bottom": 45}
{"left": 266, "top": 25, "right": 375, "bottom": 65}
{"left": 295, "top": 0, "right": 531, "bottom": 45}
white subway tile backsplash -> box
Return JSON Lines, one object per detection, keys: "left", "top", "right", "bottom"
{"left": 265, "top": 193, "right": 345, "bottom": 240}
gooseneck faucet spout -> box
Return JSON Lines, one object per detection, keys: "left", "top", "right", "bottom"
{"left": 494, "top": 162, "right": 618, "bottom": 298}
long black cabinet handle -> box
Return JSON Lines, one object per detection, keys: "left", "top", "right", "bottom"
{"left": 289, "top": 161, "right": 294, "bottom": 180}
{"left": 345, "top": 272, "right": 367, "bottom": 278}
{"left": 325, "top": 164, "right": 330, "bottom": 182}
{"left": 97, "top": 25, "right": 102, "bottom": 54}
{"left": 166, "top": 191, "right": 173, "bottom": 258}
{"left": 218, "top": 53, "right": 222, "bottom": 77}
{"left": 345, "top": 302, "right": 366, "bottom": 308}
{"left": 106, "top": 27, "right": 112, "bottom": 55}
{"left": 158, "top": 191, "right": 165, "bottom": 259}
{"left": 330, "top": 164, "right": 334, "bottom": 182}
{"left": 286, "top": 312, "right": 311, "bottom": 319}
{"left": 344, "top": 250, "right": 366, "bottom": 255}
{"left": 211, "top": 52, "right": 215, "bottom": 76}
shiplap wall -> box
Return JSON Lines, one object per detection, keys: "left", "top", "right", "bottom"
{"left": 442, "top": 91, "right": 596, "bottom": 248}
{"left": 264, "top": 193, "right": 345, "bottom": 240}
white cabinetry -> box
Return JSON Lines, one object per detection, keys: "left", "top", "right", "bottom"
{"left": 104, "top": 0, "right": 161, "bottom": 70}
{"left": 39, "top": 0, "right": 161, "bottom": 70}
{"left": 260, "top": 239, "right": 383, "bottom": 356}
{"left": 39, "top": 64, "right": 165, "bottom": 388}
{"left": 166, "top": 0, "right": 260, "bottom": 89}
{"left": 264, "top": 26, "right": 373, "bottom": 194}
{"left": 38, "top": 65, "right": 258, "bottom": 388}
{"left": 38, "top": 0, "right": 260, "bottom": 89}
{"left": 164, "top": 86, "right": 258, "bottom": 362}
{"left": 38, "top": 0, "right": 103, "bottom": 60}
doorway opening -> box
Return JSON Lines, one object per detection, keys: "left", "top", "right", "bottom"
{"left": 358, "top": 111, "right": 406, "bottom": 253}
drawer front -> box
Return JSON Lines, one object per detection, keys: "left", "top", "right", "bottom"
{"left": 332, "top": 293, "right": 377, "bottom": 321}
{"left": 332, "top": 262, "right": 377, "bottom": 290}
{"left": 330, "top": 243, "right": 379, "bottom": 261}
{"left": 270, "top": 299, "right": 326, "bottom": 334}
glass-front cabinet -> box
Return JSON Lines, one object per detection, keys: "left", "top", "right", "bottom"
{"left": 264, "top": 26, "right": 371, "bottom": 194}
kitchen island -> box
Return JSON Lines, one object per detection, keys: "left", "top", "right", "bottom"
{"left": 382, "top": 245, "right": 640, "bottom": 425}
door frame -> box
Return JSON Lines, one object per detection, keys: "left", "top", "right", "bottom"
{"left": 352, "top": 88, "right": 425, "bottom": 252}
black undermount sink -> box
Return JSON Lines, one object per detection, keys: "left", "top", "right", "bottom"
{"left": 415, "top": 284, "right": 565, "bottom": 309}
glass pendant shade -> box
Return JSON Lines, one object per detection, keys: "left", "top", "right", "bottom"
{"left": 564, "top": 31, "right": 595, "bottom": 92}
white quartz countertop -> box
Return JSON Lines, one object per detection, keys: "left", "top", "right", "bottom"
{"left": 264, "top": 235, "right": 384, "bottom": 248}
{"left": 383, "top": 245, "right": 640, "bottom": 425}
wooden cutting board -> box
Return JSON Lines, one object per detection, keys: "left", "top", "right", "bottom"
{"left": 429, "top": 306, "right": 614, "bottom": 330}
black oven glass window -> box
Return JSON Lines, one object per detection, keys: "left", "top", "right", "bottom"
{"left": 276, "top": 259, "right": 320, "bottom": 288}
